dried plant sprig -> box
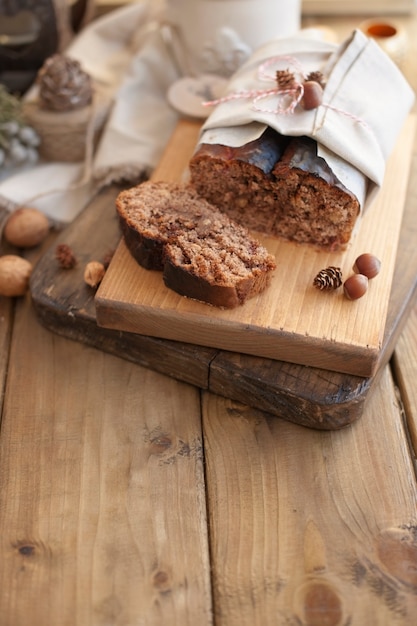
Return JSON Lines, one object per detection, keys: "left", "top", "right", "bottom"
{"left": 0, "top": 86, "right": 40, "bottom": 168}
{"left": 0, "top": 85, "right": 23, "bottom": 127}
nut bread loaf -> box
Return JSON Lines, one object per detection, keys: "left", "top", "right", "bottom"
{"left": 189, "top": 128, "right": 362, "bottom": 250}
{"left": 116, "top": 181, "right": 276, "bottom": 308}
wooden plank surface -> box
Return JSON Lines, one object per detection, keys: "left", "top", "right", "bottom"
{"left": 0, "top": 208, "right": 14, "bottom": 418}
{"left": 0, "top": 241, "right": 212, "bottom": 625}
{"left": 392, "top": 304, "right": 417, "bottom": 465}
{"left": 3, "top": 238, "right": 417, "bottom": 625}
{"left": 0, "top": 293, "right": 12, "bottom": 415}
{"left": 202, "top": 366, "right": 417, "bottom": 624}
{"left": 28, "top": 185, "right": 218, "bottom": 392}
{"left": 95, "top": 117, "right": 415, "bottom": 377}
{"left": 1, "top": 12, "right": 417, "bottom": 626}
{"left": 390, "top": 146, "right": 417, "bottom": 464}
{"left": 29, "top": 119, "right": 417, "bottom": 429}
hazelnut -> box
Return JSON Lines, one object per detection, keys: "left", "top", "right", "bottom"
{"left": 0, "top": 255, "right": 32, "bottom": 296}
{"left": 4, "top": 207, "right": 50, "bottom": 248}
{"left": 302, "top": 81, "right": 323, "bottom": 110}
{"left": 84, "top": 261, "right": 106, "bottom": 288}
{"left": 353, "top": 253, "right": 381, "bottom": 279}
{"left": 343, "top": 274, "right": 368, "bottom": 300}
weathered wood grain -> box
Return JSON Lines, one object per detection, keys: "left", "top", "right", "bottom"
{"left": 1, "top": 9, "right": 417, "bottom": 626}
{"left": 31, "top": 186, "right": 375, "bottom": 429}
{"left": 0, "top": 262, "right": 212, "bottom": 625}
{"left": 392, "top": 304, "right": 417, "bottom": 463}
{"left": 0, "top": 294, "right": 12, "bottom": 417}
{"left": 30, "top": 129, "right": 417, "bottom": 429}
{"left": 202, "top": 366, "right": 417, "bottom": 625}
{"left": 391, "top": 144, "right": 417, "bottom": 462}
{"left": 0, "top": 208, "right": 15, "bottom": 419}
{"left": 29, "top": 186, "right": 217, "bottom": 390}
{"left": 208, "top": 145, "right": 417, "bottom": 429}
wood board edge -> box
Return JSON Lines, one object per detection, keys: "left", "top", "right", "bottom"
{"left": 95, "top": 116, "right": 415, "bottom": 378}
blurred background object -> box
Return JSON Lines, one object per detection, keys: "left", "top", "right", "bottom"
{"left": 302, "top": 0, "right": 415, "bottom": 14}
{"left": 358, "top": 18, "right": 408, "bottom": 66}
{"left": 0, "top": 0, "right": 95, "bottom": 94}
{"left": 163, "top": 0, "right": 301, "bottom": 78}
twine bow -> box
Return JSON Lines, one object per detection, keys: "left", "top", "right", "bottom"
{"left": 203, "top": 55, "right": 313, "bottom": 114}
{"left": 203, "top": 54, "right": 367, "bottom": 127}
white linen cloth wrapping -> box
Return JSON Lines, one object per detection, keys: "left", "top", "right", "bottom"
{"left": 199, "top": 29, "right": 415, "bottom": 209}
{"left": 0, "top": 2, "right": 180, "bottom": 223}
{"left": 0, "top": 10, "right": 414, "bottom": 224}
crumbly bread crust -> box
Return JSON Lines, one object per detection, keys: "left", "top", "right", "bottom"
{"left": 189, "top": 129, "right": 361, "bottom": 250}
{"left": 116, "top": 181, "right": 276, "bottom": 308}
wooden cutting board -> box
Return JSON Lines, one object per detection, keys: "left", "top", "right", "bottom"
{"left": 29, "top": 114, "right": 417, "bottom": 429}
{"left": 95, "top": 116, "right": 415, "bottom": 377}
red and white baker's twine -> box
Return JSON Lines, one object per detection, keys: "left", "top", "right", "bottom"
{"left": 203, "top": 55, "right": 368, "bottom": 126}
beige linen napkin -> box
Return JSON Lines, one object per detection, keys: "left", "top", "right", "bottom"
{"left": 0, "top": 2, "right": 180, "bottom": 224}
{"left": 199, "top": 29, "right": 415, "bottom": 209}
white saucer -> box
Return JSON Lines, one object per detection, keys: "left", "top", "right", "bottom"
{"left": 167, "top": 74, "right": 228, "bottom": 119}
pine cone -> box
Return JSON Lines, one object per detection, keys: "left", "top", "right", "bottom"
{"left": 38, "top": 54, "right": 93, "bottom": 112}
{"left": 306, "top": 71, "right": 326, "bottom": 88}
{"left": 55, "top": 244, "right": 77, "bottom": 269}
{"left": 276, "top": 69, "right": 296, "bottom": 91}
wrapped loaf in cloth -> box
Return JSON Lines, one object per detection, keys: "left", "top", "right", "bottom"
{"left": 189, "top": 29, "right": 415, "bottom": 250}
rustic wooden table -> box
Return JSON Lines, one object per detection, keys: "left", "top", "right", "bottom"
{"left": 1, "top": 9, "right": 417, "bottom": 626}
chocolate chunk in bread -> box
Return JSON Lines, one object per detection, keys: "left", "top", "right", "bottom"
{"left": 116, "top": 181, "right": 276, "bottom": 308}
{"left": 189, "top": 128, "right": 361, "bottom": 250}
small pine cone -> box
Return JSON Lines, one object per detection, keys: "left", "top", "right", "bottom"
{"left": 306, "top": 71, "right": 326, "bottom": 88}
{"left": 276, "top": 69, "right": 297, "bottom": 91}
{"left": 38, "top": 54, "right": 93, "bottom": 112}
{"left": 313, "top": 266, "right": 343, "bottom": 291}
{"left": 55, "top": 243, "right": 77, "bottom": 269}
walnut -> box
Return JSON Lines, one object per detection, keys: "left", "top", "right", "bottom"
{"left": 4, "top": 207, "right": 50, "bottom": 248}
{"left": 0, "top": 255, "right": 32, "bottom": 296}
